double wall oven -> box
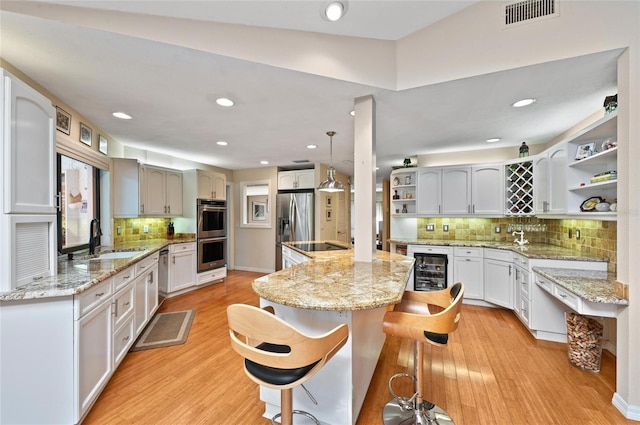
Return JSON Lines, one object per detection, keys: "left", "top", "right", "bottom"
{"left": 197, "top": 199, "right": 227, "bottom": 273}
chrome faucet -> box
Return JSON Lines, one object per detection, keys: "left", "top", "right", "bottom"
{"left": 89, "top": 218, "right": 102, "bottom": 254}
{"left": 513, "top": 230, "right": 528, "bottom": 246}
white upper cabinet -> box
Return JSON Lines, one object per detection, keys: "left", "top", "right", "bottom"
{"left": 278, "top": 169, "right": 315, "bottom": 190}
{"left": 165, "top": 170, "right": 183, "bottom": 215}
{"left": 416, "top": 168, "right": 441, "bottom": 215}
{"left": 534, "top": 143, "right": 567, "bottom": 214}
{"left": 196, "top": 170, "right": 226, "bottom": 200}
{"left": 441, "top": 167, "right": 472, "bottom": 215}
{"left": 471, "top": 164, "right": 504, "bottom": 215}
{"left": 1, "top": 69, "right": 56, "bottom": 214}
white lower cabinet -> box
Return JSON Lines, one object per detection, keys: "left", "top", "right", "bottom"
{"left": 134, "top": 253, "right": 159, "bottom": 335}
{"left": 483, "top": 249, "right": 513, "bottom": 309}
{"left": 453, "top": 247, "right": 484, "bottom": 299}
{"left": 169, "top": 242, "right": 196, "bottom": 294}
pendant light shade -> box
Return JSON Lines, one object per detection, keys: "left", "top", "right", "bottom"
{"left": 318, "top": 131, "right": 345, "bottom": 192}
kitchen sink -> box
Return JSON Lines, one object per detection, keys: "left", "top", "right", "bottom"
{"left": 90, "top": 250, "right": 145, "bottom": 260}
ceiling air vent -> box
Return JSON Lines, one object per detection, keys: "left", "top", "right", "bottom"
{"left": 292, "top": 159, "right": 310, "bottom": 163}
{"left": 504, "top": 0, "right": 558, "bottom": 26}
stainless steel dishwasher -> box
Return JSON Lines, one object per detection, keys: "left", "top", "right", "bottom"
{"left": 158, "top": 248, "right": 169, "bottom": 305}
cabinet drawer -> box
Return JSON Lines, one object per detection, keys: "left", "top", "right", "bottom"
{"left": 535, "top": 274, "right": 554, "bottom": 293}
{"left": 484, "top": 248, "right": 512, "bottom": 262}
{"left": 135, "top": 252, "right": 159, "bottom": 275}
{"left": 454, "top": 246, "right": 483, "bottom": 257}
{"left": 113, "top": 285, "right": 134, "bottom": 329}
{"left": 513, "top": 253, "right": 529, "bottom": 268}
{"left": 519, "top": 269, "right": 531, "bottom": 298}
{"left": 553, "top": 285, "right": 581, "bottom": 311}
{"left": 197, "top": 266, "right": 227, "bottom": 285}
{"left": 170, "top": 242, "right": 195, "bottom": 253}
{"left": 113, "top": 267, "right": 136, "bottom": 292}
{"left": 113, "top": 314, "right": 135, "bottom": 367}
{"left": 409, "top": 245, "right": 453, "bottom": 255}
{"left": 519, "top": 296, "right": 530, "bottom": 326}
{"left": 77, "top": 279, "right": 113, "bottom": 318}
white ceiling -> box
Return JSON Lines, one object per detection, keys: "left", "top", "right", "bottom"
{"left": 0, "top": 1, "right": 620, "bottom": 183}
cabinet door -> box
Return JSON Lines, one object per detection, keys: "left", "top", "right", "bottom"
{"left": 196, "top": 171, "right": 214, "bottom": 199}
{"left": 416, "top": 168, "right": 441, "bottom": 215}
{"left": 483, "top": 259, "right": 513, "bottom": 308}
{"left": 442, "top": 167, "right": 471, "bottom": 214}
{"left": 472, "top": 164, "right": 503, "bottom": 214}
{"left": 548, "top": 145, "right": 567, "bottom": 213}
{"left": 76, "top": 300, "right": 112, "bottom": 419}
{"left": 169, "top": 250, "right": 196, "bottom": 292}
{"left": 533, "top": 154, "right": 549, "bottom": 213}
{"left": 134, "top": 275, "right": 148, "bottom": 336}
{"left": 112, "top": 159, "right": 140, "bottom": 218}
{"left": 295, "top": 170, "right": 315, "bottom": 189}
{"left": 166, "top": 170, "right": 183, "bottom": 215}
{"left": 212, "top": 173, "right": 226, "bottom": 200}
{"left": 278, "top": 171, "right": 296, "bottom": 190}
{"left": 2, "top": 71, "right": 56, "bottom": 214}
{"left": 144, "top": 166, "right": 167, "bottom": 215}
{"left": 146, "top": 265, "right": 159, "bottom": 318}
{"left": 453, "top": 256, "right": 484, "bottom": 299}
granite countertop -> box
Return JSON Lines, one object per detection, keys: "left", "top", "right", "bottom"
{"left": 389, "top": 238, "right": 608, "bottom": 262}
{"left": 0, "top": 238, "right": 195, "bottom": 301}
{"left": 253, "top": 242, "right": 414, "bottom": 311}
{"left": 532, "top": 267, "right": 629, "bottom": 306}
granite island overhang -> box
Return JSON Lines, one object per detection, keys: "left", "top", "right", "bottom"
{"left": 251, "top": 243, "right": 414, "bottom": 425}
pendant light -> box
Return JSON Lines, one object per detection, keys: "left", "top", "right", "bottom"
{"left": 318, "top": 131, "right": 345, "bottom": 192}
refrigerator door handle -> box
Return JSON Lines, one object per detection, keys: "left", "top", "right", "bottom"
{"left": 290, "top": 195, "right": 296, "bottom": 241}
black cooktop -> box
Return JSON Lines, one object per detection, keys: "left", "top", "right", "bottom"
{"left": 293, "top": 242, "right": 349, "bottom": 252}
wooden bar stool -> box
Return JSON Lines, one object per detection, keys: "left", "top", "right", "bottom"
{"left": 381, "top": 282, "right": 464, "bottom": 425}
{"left": 227, "top": 304, "right": 348, "bottom": 425}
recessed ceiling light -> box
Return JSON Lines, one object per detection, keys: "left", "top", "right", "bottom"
{"left": 307, "top": 144, "right": 317, "bottom": 149}
{"left": 216, "top": 97, "right": 235, "bottom": 107}
{"left": 512, "top": 98, "right": 536, "bottom": 108}
{"left": 486, "top": 138, "right": 501, "bottom": 143}
{"left": 112, "top": 112, "right": 132, "bottom": 119}
{"left": 349, "top": 110, "right": 355, "bottom": 117}
{"left": 260, "top": 160, "right": 269, "bottom": 165}
{"left": 216, "top": 141, "right": 228, "bottom": 146}
{"left": 321, "top": 1, "right": 348, "bottom": 22}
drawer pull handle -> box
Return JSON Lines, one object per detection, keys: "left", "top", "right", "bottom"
{"left": 124, "top": 302, "right": 130, "bottom": 307}
{"left": 123, "top": 336, "right": 130, "bottom": 342}
{"left": 559, "top": 293, "right": 567, "bottom": 298}
{"left": 32, "top": 276, "right": 44, "bottom": 281}
{"left": 96, "top": 292, "right": 105, "bottom": 297}
{"left": 123, "top": 275, "right": 131, "bottom": 279}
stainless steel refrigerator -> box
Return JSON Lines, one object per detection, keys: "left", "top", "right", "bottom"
{"left": 275, "top": 190, "right": 314, "bottom": 270}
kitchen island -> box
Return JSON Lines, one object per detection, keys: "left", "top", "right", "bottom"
{"left": 252, "top": 242, "right": 414, "bottom": 425}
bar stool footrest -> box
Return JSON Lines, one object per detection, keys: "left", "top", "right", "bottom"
{"left": 271, "top": 409, "right": 321, "bottom": 425}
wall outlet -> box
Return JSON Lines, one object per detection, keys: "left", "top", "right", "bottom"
{"left": 143, "top": 225, "right": 149, "bottom": 233}
{"left": 443, "top": 224, "right": 449, "bottom": 232}
{"left": 117, "top": 226, "right": 121, "bottom": 235}
{"left": 576, "top": 229, "right": 581, "bottom": 240}
{"left": 426, "top": 224, "right": 435, "bottom": 231}
{"left": 495, "top": 226, "right": 501, "bottom": 233}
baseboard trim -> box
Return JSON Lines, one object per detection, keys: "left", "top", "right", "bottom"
{"left": 612, "top": 392, "right": 640, "bottom": 420}
{"left": 234, "top": 265, "right": 274, "bottom": 274}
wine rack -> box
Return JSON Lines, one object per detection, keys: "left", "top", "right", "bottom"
{"left": 505, "top": 160, "right": 533, "bottom": 215}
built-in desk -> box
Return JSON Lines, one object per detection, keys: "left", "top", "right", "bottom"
{"left": 252, "top": 246, "right": 413, "bottom": 425}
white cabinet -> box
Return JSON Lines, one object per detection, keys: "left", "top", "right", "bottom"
{"left": 140, "top": 165, "right": 183, "bottom": 216}
{"left": 278, "top": 169, "right": 315, "bottom": 190}
{"left": 75, "top": 278, "right": 113, "bottom": 420}
{"left": 416, "top": 168, "right": 440, "bottom": 215}
{"left": 169, "top": 242, "right": 196, "bottom": 293}
{"left": 453, "top": 247, "right": 484, "bottom": 300}
{"left": 483, "top": 249, "right": 513, "bottom": 309}
{"left": 513, "top": 253, "right": 530, "bottom": 325}
{"left": 1, "top": 69, "right": 56, "bottom": 214}
{"left": 0, "top": 69, "right": 57, "bottom": 292}
{"left": 196, "top": 170, "right": 226, "bottom": 200}
{"left": 441, "top": 167, "right": 471, "bottom": 214}
{"left": 391, "top": 169, "right": 417, "bottom": 216}
{"left": 281, "top": 245, "right": 310, "bottom": 269}
{"left": 112, "top": 284, "right": 135, "bottom": 367}
{"left": 471, "top": 164, "right": 504, "bottom": 215}
{"left": 505, "top": 159, "right": 534, "bottom": 216}
{"left": 534, "top": 143, "right": 567, "bottom": 214}
{"left": 566, "top": 112, "right": 617, "bottom": 217}
{"left": 134, "top": 253, "right": 159, "bottom": 336}
{"left": 112, "top": 158, "right": 141, "bottom": 218}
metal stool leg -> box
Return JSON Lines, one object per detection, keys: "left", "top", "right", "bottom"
{"left": 271, "top": 410, "right": 321, "bottom": 425}
{"left": 382, "top": 341, "right": 454, "bottom": 425}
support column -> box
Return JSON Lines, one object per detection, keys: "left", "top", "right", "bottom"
{"left": 353, "top": 95, "right": 376, "bottom": 262}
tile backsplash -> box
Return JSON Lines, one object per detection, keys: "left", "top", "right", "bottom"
{"left": 416, "top": 217, "right": 616, "bottom": 272}
{"left": 112, "top": 218, "right": 193, "bottom": 244}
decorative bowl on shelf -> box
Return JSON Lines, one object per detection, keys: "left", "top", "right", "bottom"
{"left": 580, "top": 196, "right": 604, "bottom": 212}
{"left": 595, "top": 202, "right": 610, "bottom": 212}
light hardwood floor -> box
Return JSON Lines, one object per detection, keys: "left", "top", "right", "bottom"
{"left": 83, "top": 270, "right": 633, "bottom": 425}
